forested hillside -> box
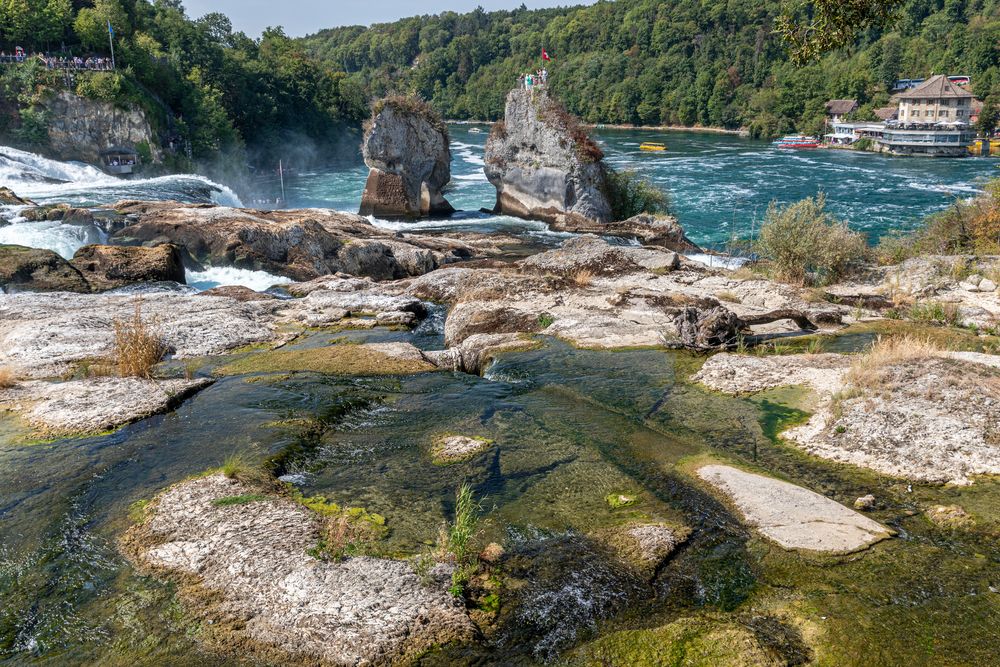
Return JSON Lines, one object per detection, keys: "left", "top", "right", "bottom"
{"left": 302, "top": 0, "right": 1000, "bottom": 136}
{"left": 0, "top": 0, "right": 367, "bottom": 168}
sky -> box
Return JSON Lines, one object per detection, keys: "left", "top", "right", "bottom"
{"left": 181, "top": 1, "right": 593, "bottom": 38}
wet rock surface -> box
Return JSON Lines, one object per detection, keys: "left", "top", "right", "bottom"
{"left": 551, "top": 213, "right": 701, "bottom": 252}
{"left": 122, "top": 474, "right": 475, "bottom": 666}
{"left": 360, "top": 97, "right": 453, "bottom": 218}
{"left": 785, "top": 354, "right": 1000, "bottom": 485}
{"left": 0, "top": 244, "right": 90, "bottom": 293}
{"left": 69, "top": 243, "right": 186, "bottom": 291}
{"left": 431, "top": 434, "right": 494, "bottom": 464}
{"left": 697, "top": 464, "right": 892, "bottom": 553}
{"left": 697, "top": 351, "right": 1000, "bottom": 485}
{"left": 0, "top": 377, "right": 212, "bottom": 436}
{"left": 485, "top": 88, "right": 611, "bottom": 225}
{"left": 0, "top": 291, "right": 278, "bottom": 378}
{"left": 108, "top": 202, "right": 476, "bottom": 281}
{"left": 0, "top": 187, "right": 33, "bottom": 206}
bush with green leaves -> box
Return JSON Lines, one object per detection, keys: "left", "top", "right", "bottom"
{"left": 754, "top": 194, "right": 868, "bottom": 285}
{"left": 606, "top": 168, "right": 671, "bottom": 221}
{"left": 875, "top": 179, "right": 1000, "bottom": 262}
{"left": 75, "top": 72, "right": 124, "bottom": 103}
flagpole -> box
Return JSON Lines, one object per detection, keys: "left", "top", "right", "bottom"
{"left": 279, "top": 159, "right": 285, "bottom": 206}
{"left": 108, "top": 22, "right": 116, "bottom": 70}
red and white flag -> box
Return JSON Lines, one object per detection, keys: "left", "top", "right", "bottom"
{"left": 541, "top": 48, "right": 552, "bottom": 61}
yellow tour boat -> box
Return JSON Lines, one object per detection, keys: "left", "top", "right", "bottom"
{"left": 640, "top": 142, "right": 667, "bottom": 152}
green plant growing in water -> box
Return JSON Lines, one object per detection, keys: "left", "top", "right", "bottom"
{"left": 805, "top": 337, "right": 826, "bottom": 354}
{"left": 443, "top": 483, "right": 483, "bottom": 596}
{"left": 220, "top": 452, "right": 255, "bottom": 479}
{"left": 605, "top": 492, "right": 638, "bottom": 509}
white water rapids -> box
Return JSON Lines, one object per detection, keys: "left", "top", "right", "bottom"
{"left": 0, "top": 147, "right": 295, "bottom": 289}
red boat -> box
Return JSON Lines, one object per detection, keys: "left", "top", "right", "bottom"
{"left": 773, "top": 135, "right": 820, "bottom": 149}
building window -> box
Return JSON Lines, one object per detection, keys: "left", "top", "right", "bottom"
{"left": 941, "top": 110, "right": 948, "bottom": 117}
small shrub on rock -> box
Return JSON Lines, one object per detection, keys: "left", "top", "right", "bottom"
{"left": 606, "top": 168, "right": 670, "bottom": 220}
{"left": 875, "top": 178, "right": 1000, "bottom": 261}
{"left": 112, "top": 298, "right": 167, "bottom": 378}
{"left": 754, "top": 194, "right": 867, "bottom": 286}
{"left": 0, "top": 367, "right": 16, "bottom": 389}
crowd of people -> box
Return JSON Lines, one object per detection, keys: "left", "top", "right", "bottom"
{"left": 0, "top": 48, "right": 114, "bottom": 71}
{"left": 519, "top": 68, "right": 548, "bottom": 90}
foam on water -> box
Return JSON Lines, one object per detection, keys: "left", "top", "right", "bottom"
{"left": 684, "top": 253, "right": 749, "bottom": 271}
{"left": 0, "top": 145, "right": 242, "bottom": 207}
{"left": 0, "top": 217, "right": 106, "bottom": 258}
{"left": 185, "top": 266, "right": 292, "bottom": 291}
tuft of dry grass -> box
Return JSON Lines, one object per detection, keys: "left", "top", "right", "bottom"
{"left": 846, "top": 335, "right": 942, "bottom": 391}
{"left": 573, "top": 269, "right": 595, "bottom": 287}
{"left": 0, "top": 366, "right": 17, "bottom": 389}
{"left": 112, "top": 298, "right": 166, "bottom": 378}
{"left": 716, "top": 290, "right": 741, "bottom": 303}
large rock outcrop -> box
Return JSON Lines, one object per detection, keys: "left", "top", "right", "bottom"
{"left": 0, "top": 187, "right": 33, "bottom": 206}
{"left": 0, "top": 244, "right": 90, "bottom": 293}
{"left": 109, "top": 202, "right": 474, "bottom": 281}
{"left": 70, "top": 243, "right": 185, "bottom": 290}
{"left": 484, "top": 88, "right": 612, "bottom": 225}
{"left": 359, "top": 97, "right": 453, "bottom": 218}
{"left": 40, "top": 91, "right": 160, "bottom": 165}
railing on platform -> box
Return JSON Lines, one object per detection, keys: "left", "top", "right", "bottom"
{"left": 0, "top": 54, "right": 114, "bottom": 71}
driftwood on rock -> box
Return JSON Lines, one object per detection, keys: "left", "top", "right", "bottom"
{"left": 741, "top": 308, "right": 819, "bottom": 331}
{"left": 673, "top": 306, "right": 744, "bottom": 350}
{"left": 673, "top": 306, "right": 819, "bottom": 351}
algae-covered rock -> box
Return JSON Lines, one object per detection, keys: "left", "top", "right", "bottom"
{"left": 925, "top": 504, "right": 975, "bottom": 529}
{"left": 216, "top": 341, "right": 436, "bottom": 376}
{"left": 121, "top": 474, "right": 475, "bottom": 666}
{"left": 605, "top": 492, "right": 638, "bottom": 509}
{"left": 431, "top": 434, "right": 494, "bottom": 465}
{"left": 564, "top": 616, "right": 792, "bottom": 666}
{"left": 70, "top": 243, "right": 186, "bottom": 291}
{"left": 0, "top": 244, "right": 90, "bottom": 293}
{"left": 360, "top": 96, "right": 454, "bottom": 218}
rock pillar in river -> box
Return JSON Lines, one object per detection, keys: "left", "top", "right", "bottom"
{"left": 359, "top": 97, "right": 454, "bottom": 219}
{"left": 484, "top": 88, "right": 612, "bottom": 226}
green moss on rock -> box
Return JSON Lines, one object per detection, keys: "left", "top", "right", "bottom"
{"left": 216, "top": 344, "right": 436, "bottom": 377}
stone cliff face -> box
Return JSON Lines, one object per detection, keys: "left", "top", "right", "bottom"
{"left": 41, "top": 91, "right": 160, "bottom": 165}
{"left": 359, "top": 98, "right": 453, "bottom": 219}
{"left": 484, "top": 88, "right": 612, "bottom": 226}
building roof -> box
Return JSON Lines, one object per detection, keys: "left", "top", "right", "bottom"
{"left": 825, "top": 99, "right": 858, "bottom": 115}
{"left": 896, "top": 75, "right": 973, "bottom": 100}
{"left": 874, "top": 106, "right": 898, "bottom": 121}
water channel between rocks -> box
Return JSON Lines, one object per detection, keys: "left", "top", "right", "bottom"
{"left": 1, "top": 322, "right": 998, "bottom": 666}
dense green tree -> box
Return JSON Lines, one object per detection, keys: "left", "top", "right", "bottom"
{"left": 300, "top": 0, "right": 1000, "bottom": 136}
{"left": 1, "top": 0, "right": 369, "bottom": 168}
